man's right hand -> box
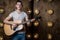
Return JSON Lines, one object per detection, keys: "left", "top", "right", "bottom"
{"left": 13, "top": 20, "right": 22, "bottom": 24}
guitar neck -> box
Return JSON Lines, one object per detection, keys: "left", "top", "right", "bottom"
{"left": 13, "top": 16, "right": 41, "bottom": 30}
{"left": 20, "top": 19, "right": 34, "bottom": 25}
{"left": 13, "top": 19, "right": 35, "bottom": 30}
{"left": 21, "top": 16, "right": 41, "bottom": 25}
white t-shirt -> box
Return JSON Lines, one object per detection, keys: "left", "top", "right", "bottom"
{"left": 9, "top": 11, "right": 28, "bottom": 31}
{"left": 9, "top": 11, "right": 28, "bottom": 21}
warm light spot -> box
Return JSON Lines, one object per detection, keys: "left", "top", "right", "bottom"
{"left": 0, "top": 9, "right": 4, "bottom": 13}
{"left": 27, "top": 10, "right": 31, "bottom": 14}
{"left": 27, "top": 34, "right": 31, "bottom": 38}
{"left": 34, "top": 9, "right": 39, "bottom": 15}
{"left": 0, "top": 37, "right": 3, "bottom": 40}
{"left": 48, "top": 0, "right": 53, "bottom": 2}
{"left": 47, "top": 10, "right": 53, "bottom": 15}
{"left": 34, "top": 33, "right": 39, "bottom": 39}
{"left": 0, "top": 23, "right": 3, "bottom": 27}
{"left": 34, "top": 21, "right": 39, "bottom": 26}
{"left": 36, "top": 0, "right": 40, "bottom": 2}
{"left": 48, "top": 34, "right": 52, "bottom": 39}
{"left": 47, "top": 21, "right": 53, "bottom": 27}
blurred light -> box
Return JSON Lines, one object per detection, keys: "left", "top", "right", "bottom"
{"left": 0, "top": 9, "right": 4, "bottom": 13}
{"left": 48, "top": 0, "right": 53, "bottom": 2}
{"left": 0, "top": 23, "right": 3, "bottom": 27}
{"left": 0, "top": 37, "right": 3, "bottom": 40}
{"left": 27, "top": 10, "right": 31, "bottom": 14}
{"left": 36, "top": 0, "right": 40, "bottom": 2}
{"left": 34, "top": 21, "right": 39, "bottom": 26}
{"left": 26, "top": 34, "right": 31, "bottom": 38}
{"left": 47, "top": 10, "right": 53, "bottom": 15}
{"left": 47, "top": 21, "right": 53, "bottom": 27}
{"left": 29, "top": 0, "right": 32, "bottom": 1}
{"left": 34, "top": 9, "right": 39, "bottom": 15}
{"left": 48, "top": 34, "right": 52, "bottom": 39}
{"left": 43, "top": 0, "right": 53, "bottom": 2}
{"left": 34, "top": 33, "right": 39, "bottom": 39}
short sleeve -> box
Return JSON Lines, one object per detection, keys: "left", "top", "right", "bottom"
{"left": 8, "top": 12, "right": 13, "bottom": 17}
{"left": 24, "top": 12, "right": 28, "bottom": 18}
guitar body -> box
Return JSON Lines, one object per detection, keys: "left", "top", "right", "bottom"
{"left": 4, "top": 24, "right": 23, "bottom": 36}
{"left": 4, "top": 18, "right": 36, "bottom": 36}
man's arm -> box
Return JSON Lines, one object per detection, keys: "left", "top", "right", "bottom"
{"left": 4, "top": 16, "right": 21, "bottom": 25}
{"left": 3, "top": 16, "right": 14, "bottom": 24}
{"left": 25, "top": 16, "right": 30, "bottom": 25}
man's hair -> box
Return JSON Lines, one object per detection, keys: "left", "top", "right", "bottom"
{"left": 16, "top": 0, "right": 23, "bottom": 7}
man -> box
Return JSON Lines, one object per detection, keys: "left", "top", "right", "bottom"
{"left": 4, "top": 0, "right": 29, "bottom": 40}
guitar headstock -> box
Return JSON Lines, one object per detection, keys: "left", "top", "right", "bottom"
{"left": 35, "top": 16, "right": 41, "bottom": 20}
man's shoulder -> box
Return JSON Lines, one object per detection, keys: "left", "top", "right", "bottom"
{"left": 22, "top": 11, "right": 28, "bottom": 17}
{"left": 11, "top": 11, "right": 16, "bottom": 13}
{"left": 10, "top": 11, "right": 16, "bottom": 15}
{"left": 22, "top": 11, "right": 26, "bottom": 13}
{"left": 22, "top": 11, "right": 27, "bottom": 15}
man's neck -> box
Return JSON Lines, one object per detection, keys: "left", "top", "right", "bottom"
{"left": 16, "top": 9, "right": 22, "bottom": 14}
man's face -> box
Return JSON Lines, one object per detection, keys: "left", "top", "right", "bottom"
{"left": 15, "top": 2, "right": 22, "bottom": 10}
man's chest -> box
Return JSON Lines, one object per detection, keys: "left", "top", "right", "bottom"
{"left": 12, "top": 13, "right": 25, "bottom": 20}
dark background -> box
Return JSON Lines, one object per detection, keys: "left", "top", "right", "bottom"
{"left": 0, "top": 0, "right": 60, "bottom": 40}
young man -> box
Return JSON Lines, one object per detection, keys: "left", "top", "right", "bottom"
{"left": 4, "top": 1, "right": 29, "bottom": 40}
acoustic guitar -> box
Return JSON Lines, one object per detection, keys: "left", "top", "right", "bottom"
{"left": 4, "top": 16, "right": 40, "bottom": 36}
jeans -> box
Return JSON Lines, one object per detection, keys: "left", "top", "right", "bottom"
{"left": 12, "top": 32, "right": 26, "bottom": 40}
